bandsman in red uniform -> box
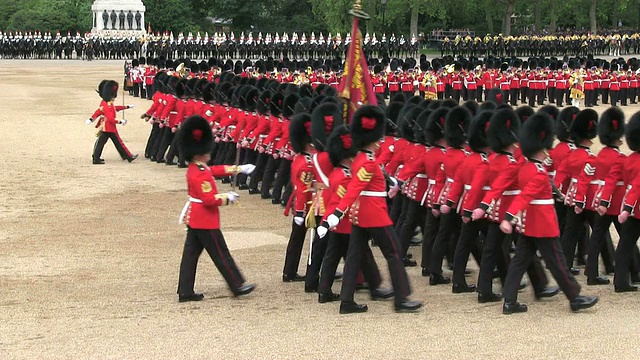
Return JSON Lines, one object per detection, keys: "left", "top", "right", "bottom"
{"left": 176, "top": 115, "right": 256, "bottom": 301}
{"left": 318, "top": 105, "right": 422, "bottom": 314}
{"left": 87, "top": 80, "right": 137, "bottom": 164}
{"left": 614, "top": 113, "right": 640, "bottom": 292}
{"left": 499, "top": 112, "right": 598, "bottom": 314}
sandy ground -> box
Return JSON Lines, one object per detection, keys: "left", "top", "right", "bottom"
{"left": 1, "top": 59, "right": 640, "bottom": 360}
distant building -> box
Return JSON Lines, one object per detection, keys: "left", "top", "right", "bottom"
{"left": 206, "top": 17, "right": 232, "bottom": 33}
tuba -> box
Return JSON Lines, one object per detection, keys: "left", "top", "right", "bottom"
{"left": 176, "top": 62, "right": 186, "bottom": 77}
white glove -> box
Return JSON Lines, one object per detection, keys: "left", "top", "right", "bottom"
{"left": 85, "top": 118, "right": 93, "bottom": 126}
{"left": 226, "top": 191, "right": 239, "bottom": 204}
{"left": 317, "top": 226, "right": 329, "bottom": 239}
{"left": 239, "top": 164, "right": 256, "bottom": 174}
{"left": 120, "top": 119, "right": 127, "bottom": 126}
{"left": 205, "top": 110, "right": 213, "bottom": 117}
{"left": 128, "top": 104, "right": 135, "bottom": 109}
{"left": 388, "top": 176, "right": 399, "bottom": 187}
{"left": 326, "top": 213, "right": 340, "bottom": 228}
{"left": 294, "top": 216, "right": 305, "bottom": 226}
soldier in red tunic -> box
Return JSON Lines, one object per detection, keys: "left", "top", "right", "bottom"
{"left": 316, "top": 126, "right": 393, "bottom": 303}
{"left": 87, "top": 80, "right": 137, "bottom": 164}
{"left": 499, "top": 112, "right": 598, "bottom": 314}
{"left": 176, "top": 115, "right": 256, "bottom": 302}
{"left": 614, "top": 113, "right": 640, "bottom": 292}
{"left": 318, "top": 105, "right": 422, "bottom": 314}
{"left": 440, "top": 110, "right": 492, "bottom": 294}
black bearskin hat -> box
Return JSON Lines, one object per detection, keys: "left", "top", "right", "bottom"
{"left": 392, "top": 93, "right": 406, "bottom": 103}
{"left": 175, "top": 79, "right": 188, "bottom": 98}
{"left": 487, "top": 108, "right": 520, "bottom": 152}
{"left": 519, "top": 113, "right": 555, "bottom": 158}
{"left": 100, "top": 80, "right": 119, "bottom": 101}
{"left": 398, "top": 104, "right": 417, "bottom": 142}
{"left": 270, "top": 92, "right": 285, "bottom": 117}
{"left": 485, "top": 88, "right": 504, "bottom": 105}
{"left": 626, "top": 111, "right": 640, "bottom": 151}
{"left": 570, "top": 109, "right": 598, "bottom": 141}
{"left": 311, "top": 102, "right": 343, "bottom": 151}
{"left": 445, "top": 106, "right": 471, "bottom": 148}
{"left": 282, "top": 93, "right": 300, "bottom": 119}
{"left": 441, "top": 98, "right": 458, "bottom": 109}
{"left": 165, "top": 76, "right": 180, "bottom": 95}
{"left": 294, "top": 97, "right": 313, "bottom": 115}
{"left": 244, "top": 87, "right": 260, "bottom": 112}
{"left": 194, "top": 79, "right": 209, "bottom": 100}
{"left": 513, "top": 105, "right": 533, "bottom": 124}
{"left": 479, "top": 101, "right": 497, "bottom": 112}
{"left": 468, "top": 111, "right": 493, "bottom": 153}
{"left": 598, "top": 107, "right": 625, "bottom": 147}
{"left": 538, "top": 105, "right": 560, "bottom": 123}
{"left": 462, "top": 100, "right": 479, "bottom": 117}
{"left": 385, "top": 101, "right": 403, "bottom": 135}
{"left": 425, "top": 108, "right": 449, "bottom": 145}
{"left": 415, "top": 109, "right": 432, "bottom": 145}
{"left": 179, "top": 115, "right": 213, "bottom": 162}
{"left": 299, "top": 84, "right": 314, "bottom": 98}
{"left": 257, "top": 90, "right": 272, "bottom": 115}
{"left": 203, "top": 82, "right": 216, "bottom": 103}
{"left": 327, "top": 125, "right": 358, "bottom": 166}
{"left": 350, "top": 105, "right": 385, "bottom": 150}
{"left": 556, "top": 106, "right": 580, "bottom": 141}
{"left": 289, "top": 113, "right": 312, "bottom": 154}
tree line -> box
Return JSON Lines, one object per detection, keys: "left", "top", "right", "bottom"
{"left": 1, "top": 0, "right": 639, "bottom": 38}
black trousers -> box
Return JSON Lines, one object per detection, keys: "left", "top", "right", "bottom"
{"left": 520, "top": 87, "right": 528, "bottom": 104}
{"left": 156, "top": 128, "right": 175, "bottom": 161}
{"left": 587, "top": 214, "right": 619, "bottom": 279}
{"left": 509, "top": 88, "right": 519, "bottom": 106}
{"left": 305, "top": 217, "right": 327, "bottom": 290}
{"left": 555, "top": 89, "right": 565, "bottom": 106}
{"left": 93, "top": 131, "right": 132, "bottom": 160}
{"left": 561, "top": 209, "right": 594, "bottom": 268}
{"left": 428, "top": 212, "right": 462, "bottom": 275}
{"left": 601, "top": 88, "right": 609, "bottom": 104}
{"left": 133, "top": 82, "right": 140, "bottom": 97}
{"left": 620, "top": 88, "right": 628, "bottom": 106}
{"left": 317, "top": 232, "right": 383, "bottom": 295}
{"left": 237, "top": 149, "right": 257, "bottom": 187}
{"left": 150, "top": 126, "right": 167, "bottom": 160}
{"left": 177, "top": 228, "right": 245, "bottom": 295}
{"left": 611, "top": 90, "right": 620, "bottom": 106}
{"left": 389, "top": 194, "right": 406, "bottom": 226}
{"left": 503, "top": 235, "right": 581, "bottom": 303}
{"left": 261, "top": 157, "right": 281, "bottom": 198}
{"left": 614, "top": 217, "right": 640, "bottom": 287}
{"left": 476, "top": 86, "right": 483, "bottom": 102}
{"left": 393, "top": 195, "right": 410, "bottom": 238}
{"left": 165, "top": 130, "right": 185, "bottom": 166}
{"left": 467, "top": 89, "right": 476, "bottom": 103}
{"left": 398, "top": 199, "right": 427, "bottom": 257}
{"left": 283, "top": 219, "right": 308, "bottom": 277}
{"left": 421, "top": 210, "right": 440, "bottom": 270}
{"left": 340, "top": 225, "right": 411, "bottom": 303}
{"left": 453, "top": 89, "right": 461, "bottom": 103}
{"left": 547, "top": 87, "right": 555, "bottom": 104}
{"left": 140, "top": 83, "right": 146, "bottom": 99}
{"left": 272, "top": 158, "right": 291, "bottom": 203}
{"left": 145, "top": 123, "right": 161, "bottom": 158}
{"left": 452, "top": 218, "right": 486, "bottom": 286}
{"left": 249, "top": 153, "right": 269, "bottom": 191}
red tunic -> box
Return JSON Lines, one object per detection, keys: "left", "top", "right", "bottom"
{"left": 337, "top": 150, "right": 392, "bottom": 227}
{"left": 90, "top": 100, "right": 127, "bottom": 133}
{"left": 595, "top": 147, "right": 626, "bottom": 215}
{"left": 436, "top": 147, "right": 469, "bottom": 208}
{"left": 445, "top": 152, "right": 490, "bottom": 216}
{"left": 397, "top": 144, "right": 428, "bottom": 202}
{"left": 324, "top": 165, "right": 353, "bottom": 234}
{"left": 290, "top": 153, "right": 314, "bottom": 214}
{"left": 555, "top": 146, "right": 597, "bottom": 209}
{"left": 480, "top": 151, "right": 523, "bottom": 222}
{"left": 505, "top": 160, "right": 560, "bottom": 238}
{"left": 182, "top": 162, "right": 235, "bottom": 230}
{"left": 620, "top": 152, "right": 640, "bottom": 219}
{"left": 548, "top": 141, "right": 576, "bottom": 192}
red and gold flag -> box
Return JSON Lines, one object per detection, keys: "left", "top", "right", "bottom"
{"left": 338, "top": 16, "right": 377, "bottom": 124}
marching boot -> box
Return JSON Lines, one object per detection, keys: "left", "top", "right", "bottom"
{"left": 128, "top": 154, "right": 138, "bottom": 163}
{"left": 534, "top": 286, "right": 560, "bottom": 300}
{"left": 429, "top": 273, "right": 451, "bottom": 285}
{"left": 478, "top": 292, "right": 502, "bottom": 303}
{"left": 452, "top": 283, "right": 476, "bottom": 293}
{"left": 282, "top": 273, "right": 305, "bottom": 282}
{"left": 569, "top": 295, "right": 598, "bottom": 312}
{"left": 318, "top": 292, "right": 340, "bottom": 303}
{"left": 178, "top": 293, "right": 204, "bottom": 303}
{"left": 234, "top": 284, "right": 256, "bottom": 297}
{"left": 339, "top": 301, "right": 368, "bottom": 314}
{"left": 394, "top": 299, "right": 423, "bottom": 312}
{"left": 370, "top": 288, "right": 394, "bottom": 301}
{"left": 587, "top": 276, "right": 610, "bottom": 285}
{"left": 503, "top": 301, "right": 528, "bottom": 314}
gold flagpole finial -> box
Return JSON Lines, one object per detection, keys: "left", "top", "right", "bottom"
{"left": 350, "top": 0, "right": 370, "bottom": 19}
{"left": 353, "top": 0, "right": 362, "bottom": 10}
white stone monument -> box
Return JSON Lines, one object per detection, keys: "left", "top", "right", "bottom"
{"left": 91, "top": 0, "right": 146, "bottom": 36}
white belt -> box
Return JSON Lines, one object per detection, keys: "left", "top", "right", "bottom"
{"left": 616, "top": 181, "right": 624, "bottom": 186}
{"left": 628, "top": 185, "right": 633, "bottom": 190}
{"left": 360, "top": 191, "right": 387, "bottom": 197}
{"left": 464, "top": 185, "right": 491, "bottom": 191}
{"left": 428, "top": 179, "right": 436, "bottom": 185}
{"left": 502, "top": 190, "right": 521, "bottom": 196}
{"left": 446, "top": 177, "right": 454, "bottom": 183}
{"left": 179, "top": 196, "right": 203, "bottom": 224}
{"left": 530, "top": 199, "right": 554, "bottom": 205}
{"left": 416, "top": 174, "right": 428, "bottom": 179}
{"left": 590, "top": 180, "right": 605, "bottom": 186}
{"left": 571, "top": 178, "right": 578, "bottom": 183}
{"left": 259, "top": 134, "right": 268, "bottom": 138}
{"left": 549, "top": 171, "right": 557, "bottom": 177}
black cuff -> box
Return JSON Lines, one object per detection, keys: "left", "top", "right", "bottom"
{"left": 623, "top": 205, "right": 633, "bottom": 213}
{"left": 333, "top": 209, "right": 345, "bottom": 219}
{"left": 432, "top": 204, "right": 441, "bottom": 211}
{"left": 479, "top": 202, "right": 490, "bottom": 211}
{"left": 600, "top": 200, "right": 610, "bottom": 208}
{"left": 463, "top": 210, "right": 472, "bottom": 218}
{"left": 446, "top": 200, "right": 454, "bottom": 208}
{"left": 575, "top": 201, "right": 585, "bottom": 209}
{"left": 295, "top": 211, "right": 304, "bottom": 218}
{"left": 321, "top": 221, "right": 329, "bottom": 228}
{"left": 505, "top": 213, "right": 515, "bottom": 223}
